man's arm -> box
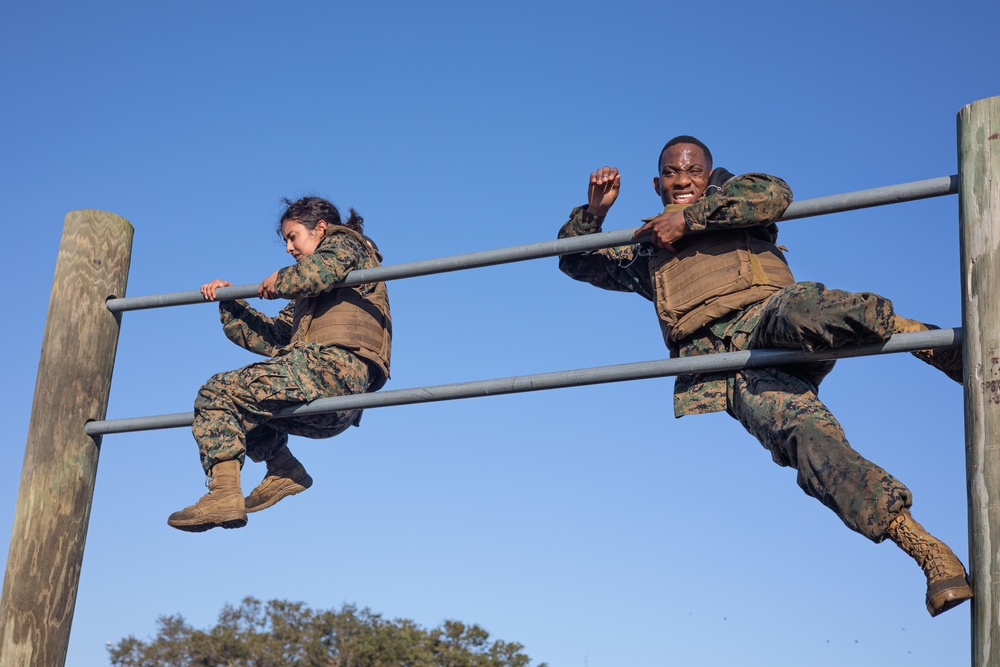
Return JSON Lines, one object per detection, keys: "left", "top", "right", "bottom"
{"left": 634, "top": 173, "right": 792, "bottom": 249}
{"left": 558, "top": 166, "right": 654, "bottom": 299}
{"left": 558, "top": 210, "right": 649, "bottom": 296}
{"left": 559, "top": 167, "right": 654, "bottom": 301}
{"left": 684, "top": 172, "right": 792, "bottom": 232}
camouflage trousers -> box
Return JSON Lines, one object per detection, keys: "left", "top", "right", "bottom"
{"left": 193, "top": 344, "right": 370, "bottom": 474}
{"left": 725, "top": 282, "right": 912, "bottom": 543}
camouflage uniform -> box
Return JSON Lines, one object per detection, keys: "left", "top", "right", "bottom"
{"left": 194, "top": 230, "right": 388, "bottom": 475}
{"left": 558, "top": 173, "right": 911, "bottom": 542}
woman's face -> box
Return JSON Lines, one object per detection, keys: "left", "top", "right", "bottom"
{"left": 281, "top": 219, "right": 327, "bottom": 261}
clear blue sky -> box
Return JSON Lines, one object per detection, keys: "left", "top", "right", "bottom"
{"left": 2, "top": 1, "right": 997, "bottom": 665}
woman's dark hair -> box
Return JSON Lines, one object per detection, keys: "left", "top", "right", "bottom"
{"left": 278, "top": 196, "right": 364, "bottom": 236}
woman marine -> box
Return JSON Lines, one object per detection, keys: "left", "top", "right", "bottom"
{"left": 168, "top": 196, "right": 391, "bottom": 532}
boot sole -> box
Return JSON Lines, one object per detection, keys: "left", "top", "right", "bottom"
{"left": 168, "top": 516, "right": 248, "bottom": 532}
{"left": 927, "top": 581, "right": 973, "bottom": 617}
{"left": 245, "top": 477, "right": 312, "bottom": 514}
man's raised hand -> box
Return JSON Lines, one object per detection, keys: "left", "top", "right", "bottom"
{"left": 588, "top": 166, "right": 621, "bottom": 217}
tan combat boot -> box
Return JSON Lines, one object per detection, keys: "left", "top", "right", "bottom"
{"left": 244, "top": 447, "right": 313, "bottom": 513}
{"left": 167, "top": 459, "right": 247, "bottom": 532}
{"left": 886, "top": 508, "right": 972, "bottom": 616}
{"left": 894, "top": 315, "right": 963, "bottom": 384}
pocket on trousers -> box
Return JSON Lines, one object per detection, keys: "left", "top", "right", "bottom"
{"left": 238, "top": 366, "right": 308, "bottom": 406}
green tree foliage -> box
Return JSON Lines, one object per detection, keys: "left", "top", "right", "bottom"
{"left": 108, "top": 597, "right": 547, "bottom": 667}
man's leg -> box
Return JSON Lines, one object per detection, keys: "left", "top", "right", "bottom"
{"left": 729, "top": 367, "right": 909, "bottom": 540}
{"left": 893, "top": 316, "right": 963, "bottom": 384}
{"left": 751, "top": 281, "right": 894, "bottom": 353}
{"left": 753, "top": 281, "right": 962, "bottom": 383}
{"left": 728, "top": 368, "right": 970, "bottom": 615}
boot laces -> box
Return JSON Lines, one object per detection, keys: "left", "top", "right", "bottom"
{"left": 896, "top": 518, "right": 955, "bottom": 581}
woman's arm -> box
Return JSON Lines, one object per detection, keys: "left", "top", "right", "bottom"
{"left": 269, "top": 233, "right": 370, "bottom": 299}
{"left": 218, "top": 299, "right": 294, "bottom": 356}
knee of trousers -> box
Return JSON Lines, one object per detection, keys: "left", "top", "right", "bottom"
{"left": 194, "top": 371, "right": 239, "bottom": 411}
{"left": 757, "top": 415, "right": 849, "bottom": 470}
{"left": 757, "top": 282, "right": 895, "bottom": 346}
{"left": 245, "top": 426, "right": 289, "bottom": 463}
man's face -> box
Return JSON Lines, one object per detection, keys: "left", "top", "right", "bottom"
{"left": 652, "top": 143, "right": 711, "bottom": 206}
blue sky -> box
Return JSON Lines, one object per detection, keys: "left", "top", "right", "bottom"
{"left": 2, "top": 1, "right": 997, "bottom": 665}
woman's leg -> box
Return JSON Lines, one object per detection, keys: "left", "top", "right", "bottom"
{"left": 241, "top": 346, "right": 370, "bottom": 513}
{"left": 170, "top": 346, "right": 367, "bottom": 530}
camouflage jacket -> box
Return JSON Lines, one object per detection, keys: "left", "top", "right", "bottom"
{"left": 557, "top": 172, "right": 793, "bottom": 417}
{"left": 217, "top": 228, "right": 385, "bottom": 359}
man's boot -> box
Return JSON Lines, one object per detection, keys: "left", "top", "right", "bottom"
{"left": 894, "top": 315, "right": 963, "bottom": 384}
{"left": 886, "top": 508, "right": 972, "bottom": 616}
{"left": 244, "top": 447, "right": 313, "bottom": 513}
{"left": 167, "top": 459, "right": 247, "bottom": 532}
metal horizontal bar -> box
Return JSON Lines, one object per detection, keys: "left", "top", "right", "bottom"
{"left": 777, "top": 174, "right": 958, "bottom": 221}
{"left": 84, "top": 328, "right": 961, "bottom": 436}
{"left": 105, "top": 175, "right": 958, "bottom": 313}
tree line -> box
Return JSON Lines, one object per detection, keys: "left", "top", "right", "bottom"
{"left": 108, "top": 597, "right": 547, "bottom": 667}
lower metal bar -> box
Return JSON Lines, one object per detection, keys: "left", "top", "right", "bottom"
{"left": 84, "top": 328, "right": 961, "bottom": 436}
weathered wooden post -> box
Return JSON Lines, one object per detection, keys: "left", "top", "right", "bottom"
{"left": 0, "top": 210, "right": 132, "bottom": 667}
{"left": 958, "top": 96, "right": 1000, "bottom": 667}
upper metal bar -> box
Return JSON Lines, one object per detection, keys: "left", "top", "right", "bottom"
{"left": 84, "top": 328, "right": 961, "bottom": 436}
{"left": 105, "top": 175, "right": 958, "bottom": 313}
{"left": 777, "top": 174, "right": 957, "bottom": 220}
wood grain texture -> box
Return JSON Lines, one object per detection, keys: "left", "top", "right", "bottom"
{"left": 959, "top": 96, "right": 1000, "bottom": 667}
{"left": 0, "top": 210, "right": 132, "bottom": 667}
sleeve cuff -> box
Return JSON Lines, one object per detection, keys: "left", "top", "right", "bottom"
{"left": 573, "top": 205, "right": 605, "bottom": 233}
{"left": 683, "top": 205, "right": 707, "bottom": 231}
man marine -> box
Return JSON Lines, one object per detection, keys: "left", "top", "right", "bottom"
{"left": 557, "top": 135, "right": 971, "bottom": 616}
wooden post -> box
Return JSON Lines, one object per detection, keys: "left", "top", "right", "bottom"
{"left": 0, "top": 211, "right": 132, "bottom": 667}
{"left": 959, "top": 96, "right": 1000, "bottom": 667}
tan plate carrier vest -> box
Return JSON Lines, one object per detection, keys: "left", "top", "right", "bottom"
{"left": 648, "top": 222, "right": 795, "bottom": 344}
{"left": 289, "top": 226, "right": 392, "bottom": 391}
